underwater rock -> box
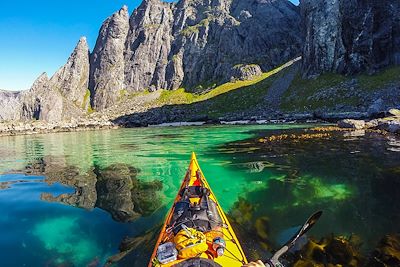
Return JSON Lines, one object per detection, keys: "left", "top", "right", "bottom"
{"left": 95, "top": 163, "right": 139, "bottom": 222}
{"left": 244, "top": 161, "right": 270, "bottom": 173}
{"left": 343, "top": 130, "right": 366, "bottom": 138}
{"left": 33, "top": 216, "right": 102, "bottom": 267}
{"left": 366, "top": 234, "right": 400, "bottom": 267}
{"left": 229, "top": 198, "right": 273, "bottom": 252}
{"left": 105, "top": 223, "right": 162, "bottom": 267}
{"left": 293, "top": 235, "right": 365, "bottom": 267}
{"left": 230, "top": 197, "right": 255, "bottom": 226}
{"left": 25, "top": 158, "right": 46, "bottom": 174}
{"left": 255, "top": 217, "right": 271, "bottom": 239}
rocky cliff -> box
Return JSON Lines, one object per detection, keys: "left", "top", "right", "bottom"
{"left": 51, "top": 37, "right": 90, "bottom": 109}
{"left": 89, "top": 0, "right": 302, "bottom": 109}
{"left": 89, "top": 6, "right": 130, "bottom": 110}
{"left": 301, "top": 0, "right": 400, "bottom": 76}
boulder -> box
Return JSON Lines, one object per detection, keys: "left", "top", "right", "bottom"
{"left": 388, "top": 108, "right": 400, "bottom": 117}
{"left": 365, "top": 119, "right": 380, "bottom": 129}
{"left": 367, "top": 98, "right": 385, "bottom": 117}
{"left": 387, "top": 121, "right": 400, "bottom": 133}
{"left": 338, "top": 119, "right": 366, "bottom": 130}
{"left": 230, "top": 64, "right": 262, "bottom": 81}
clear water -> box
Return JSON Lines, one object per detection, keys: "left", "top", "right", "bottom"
{"left": 0, "top": 125, "right": 399, "bottom": 266}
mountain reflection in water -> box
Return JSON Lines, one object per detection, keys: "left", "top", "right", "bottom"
{"left": 25, "top": 159, "right": 164, "bottom": 222}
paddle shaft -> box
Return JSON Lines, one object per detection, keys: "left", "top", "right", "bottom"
{"left": 264, "top": 211, "right": 323, "bottom": 267}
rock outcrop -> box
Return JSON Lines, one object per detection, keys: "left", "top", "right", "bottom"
{"left": 95, "top": 163, "right": 163, "bottom": 222}
{"left": 229, "top": 64, "right": 263, "bottom": 81}
{"left": 124, "top": 0, "right": 175, "bottom": 92}
{"left": 338, "top": 119, "right": 366, "bottom": 130}
{"left": 19, "top": 73, "right": 64, "bottom": 122}
{"left": 0, "top": 90, "right": 22, "bottom": 121}
{"left": 301, "top": 0, "right": 400, "bottom": 76}
{"left": 170, "top": 0, "right": 302, "bottom": 91}
{"left": 50, "top": 37, "right": 90, "bottom": 109}
{"left": 0, "top": 37, "right": 89, "bottom": 122}
{"left": 89, "top": 6, "right": 130, "bottom": 110}
{"left": 338, "top": 109, "right": 400, "bottom": 134}
{"left": 2, "top": 0, "right": 303, "bottom": 116}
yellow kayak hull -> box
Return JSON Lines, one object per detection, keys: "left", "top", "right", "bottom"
{"left": 148, "top": 152, "right": 248, "bottom": 267}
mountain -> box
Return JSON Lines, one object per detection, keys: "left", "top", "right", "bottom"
{"left": 89, "top": 0, "right": 302, "bottom": 110}
{"left": 0, "top": 0, "right": 399, "bottom": 125}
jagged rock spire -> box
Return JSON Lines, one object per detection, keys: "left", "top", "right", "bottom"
{"left": 50, "top": 36, "right": 90, "bottom": 107}
{"left": 89, "top": 6, "right": 130, "bottom": 111}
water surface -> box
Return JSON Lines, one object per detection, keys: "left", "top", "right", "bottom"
{"left": 0, "top": 125, "right": 399, "bottom": 266}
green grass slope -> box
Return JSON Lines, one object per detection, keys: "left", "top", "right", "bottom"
{"left": 281, "top": 66, "right": 400, "bottom": 112}
{"left": 149, "top": 62, "right": 293, "bottom": 118}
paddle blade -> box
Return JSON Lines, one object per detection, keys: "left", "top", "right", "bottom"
{"left": 286, "top": 211, "right": 323, "bottom": 248}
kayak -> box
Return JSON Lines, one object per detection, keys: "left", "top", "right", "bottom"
{"left": 148, "top": 152, "right": 248, "bottom": 267}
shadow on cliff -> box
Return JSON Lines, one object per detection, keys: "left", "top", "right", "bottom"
{"left": 112, "top": 72, "right": 280, "bottom": 126}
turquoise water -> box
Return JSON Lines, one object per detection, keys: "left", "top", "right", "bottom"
{"left": 0, "top": 125, "right": 399, "bottom": 266}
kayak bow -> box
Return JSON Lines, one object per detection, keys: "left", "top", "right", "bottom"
{"left": 148, "top": 152, "right": 248, "bottom": 267}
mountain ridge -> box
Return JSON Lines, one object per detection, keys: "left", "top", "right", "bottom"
{"left": 0, "top": 0, "right": 398, "bottom": 125}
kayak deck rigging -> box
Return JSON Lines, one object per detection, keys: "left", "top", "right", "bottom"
{"left": 148, "top": 153, "right": 248, "bottom": 267}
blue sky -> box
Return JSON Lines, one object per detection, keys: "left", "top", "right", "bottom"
{"left": 0, "top": 0, "right": 299, "bottom": 91}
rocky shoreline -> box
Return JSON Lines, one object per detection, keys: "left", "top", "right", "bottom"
{"left": 1, "top": 108, "right": 399, "bottom": 137}
{"left": 0, "top": 118, "right": 118, "bottom": 137}
{"left": 337, "top": 109, "right": 400, "bottom": 135}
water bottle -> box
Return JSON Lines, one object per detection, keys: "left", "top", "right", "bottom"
{"left": 212, "top": 237, "right": 226, "bottom": 257}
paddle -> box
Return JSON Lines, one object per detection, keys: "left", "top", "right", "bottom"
{"left": 264, "top": 211, "right": 323, "bottom": 267}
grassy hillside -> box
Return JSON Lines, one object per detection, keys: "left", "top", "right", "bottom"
{"left": 281, "top": 66, "right": 400, "bottom": 112}
{"left": 113, "top": 61, "right": 398, "bottom": 122}
{"left": 148, "top": 62, "right": 293, "bottom": 118}
{"left": 154, "top": 62, "right": 290, "bottom": 106}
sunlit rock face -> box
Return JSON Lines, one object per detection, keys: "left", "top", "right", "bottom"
{"left": 0, "top": 90, "right": 22, "bottom": 121}
{"left": 88, "top": 0, "right": 302, "bottom": 109}
{"left": 89, "top": 6, "right": 130, "bottom": 110}
{"left": 123, "top": 0, "right": 175, "bottom": 93}
{"left": 19, "top": 73, "right": 64, "bottom": 122}
{"left": 301, "top": 0, "right": 400, "bottom": 76}
{"left": 0, "top": 38, "right": 89, "bottom": 122}
{"left": 50, "top": 37, "right": 90, "bottom": 108}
